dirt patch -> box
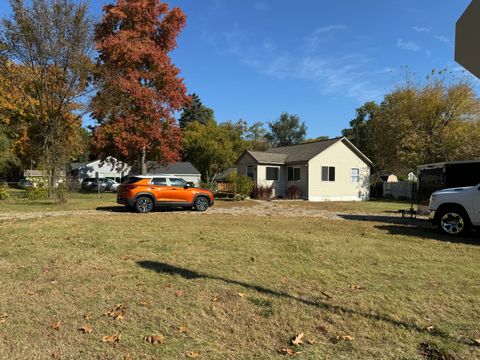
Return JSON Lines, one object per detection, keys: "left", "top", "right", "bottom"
{"left": 0, "top": 201, "right": 416, "bottom": 223}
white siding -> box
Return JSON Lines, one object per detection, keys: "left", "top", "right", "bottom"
{"left": 256, "top": 165, "right": 284, "bottom": 198}
{"left": 308, "top": 141, "right": 370, "bottom": 201}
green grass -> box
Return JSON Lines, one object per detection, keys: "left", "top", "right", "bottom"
{"left": 0, "top": 195, "right": 479, "bottom": 359}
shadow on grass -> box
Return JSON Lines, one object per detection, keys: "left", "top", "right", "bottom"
{"left": 340, "top": 214, "right": 427, "bottom": 226}
{"left": 137, "top": 260, "right": 469, "bottom": 345}
{"left": 96, "top": 206, "right": 193, "bottom": 213}
{"left": 339, "top": 214, "right": 479, "bottom": 246}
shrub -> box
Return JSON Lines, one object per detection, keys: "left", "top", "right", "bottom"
{"left": 55, "top": 182, "right": 69, "bottom": 203}
{"left": 286, "top": 185, "right": 301, "bottom": 200}
{"left": 227, "top": 172, "right": 254, "bottom": 200}
{"left": 251, "top": 184, "right": 274, "bottom": 201}
{"left": 0, "top": 185, "right": 10, "bottom": 200}
{"left": 25, "top": 186, "right": 48, "bottom": 200}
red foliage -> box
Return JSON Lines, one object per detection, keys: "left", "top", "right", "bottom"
{"left": 91, "top": 0, "right": 189, "bottom": 164}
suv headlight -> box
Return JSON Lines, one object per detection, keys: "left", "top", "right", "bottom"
{"left": 429, "top": 194, "right": 437, "bottom": 207}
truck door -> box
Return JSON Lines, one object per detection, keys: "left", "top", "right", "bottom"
{"left": 474, "top": 183, "right": 480, "bottom": 225}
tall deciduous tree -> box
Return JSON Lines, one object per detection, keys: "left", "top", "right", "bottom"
{"left": 266, "top": 113, "right": 307, "bottom": 147}
{"left": 183, "top": 119, "right": 248, "bottom": 182}
{"left": 92, "top": 0, "right": 188, "bottom": 175}
{"left": 0, "top": 0, "right": 93, "bottom": 194}
{"left": 179, "top": 93, "right": 214, "bottom": 129}
{"left": 341, "top": 72, "right": 480, "bottom": 174}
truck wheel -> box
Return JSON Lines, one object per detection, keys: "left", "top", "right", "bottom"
{"left": 135, "top": 196, "right": 154, "bottom": 213}
{"left": 194, "top": 196, "right": 209, "bottom": 212}
{"left": 437, "top": 207, "right": 470, "bottom": 236}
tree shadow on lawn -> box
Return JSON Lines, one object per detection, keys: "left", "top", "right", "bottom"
{"left": 137, "top": 260, "right": 471, "bottom": 346}
{"left": 339, "top": 214, "right": 479, "bottom": 246}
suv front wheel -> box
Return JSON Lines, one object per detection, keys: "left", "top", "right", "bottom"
{"left": 135, "top": 196, "right": 154, "bottom": 213}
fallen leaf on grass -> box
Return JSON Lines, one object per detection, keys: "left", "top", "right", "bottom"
{"left": 105, "top": 304, "right": 126, "bottom": 320}
{"left": 124, "top": 354, "right": 133, "bottom": 360}
{"left": 84, "top": 313, "right": 91, "bottom": 320}
{"left": 186, "top": 352, "right": 200, "bottom": 358}
{"left": 0, "top": 313, "right": 8, "bottom": 323}
{"left": 291, "top": 333, "right": 304, "bottom": 346}
{"left": 426, "top": 326, "right": 434, "bottom": 332}
{"left": 144, "top": 335, "right": 165, "bottom": 345}
{"left": 51, "top": 321, "right": 61, "bottom": 331}
{"left": 139, "top": 300, "right": 149, "bottom": 307}
{"left": 211, "top": 296, "right": 219, "bottom": 302}
{"left": 307, "top": 338, "right": 316, "bottom": 345}
{"left": 175, "top": 291, "right": 184, "bottom": 297}
{"left": 102, "top": 334, "right": 120, "bottom": 343}
{"left": 474, "top": 338, "right": 480, "bottom": 346}
{"left": 51, "top": 351, "right": 60, "bottom": 358}
{"left": 279, "top": 348, "right": 300, "bottom": 356}
{"left": 79, "top": 324, "right": 93, "bottom": 334}
{"left": 238, "top": 293, "right": 246, "bottom": 298}
{"left": 349, "top": 284, "right": 362, "bottom": 290}
{"left": 26, "top": 290, "right": 35, "bottom": 296}
{"left": 178, "top": 326, "right": 188, "bottom": 333}
{"left": 336, "top": 335, "right": 354, "bottom": 341}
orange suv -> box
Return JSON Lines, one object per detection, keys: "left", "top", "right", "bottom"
{"left": 117, "top": 176, "right": 214, "bottom": 213}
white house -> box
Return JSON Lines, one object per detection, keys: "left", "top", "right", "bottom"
{"left": 70, "top": 157, "right": 131, "bottom": 183}
{"left": 236, "top": 137, "right": 373, "bottom": 201}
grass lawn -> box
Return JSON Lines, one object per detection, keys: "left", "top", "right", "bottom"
{"left": 1, "top": 194, "right": 479, "bottom": 359}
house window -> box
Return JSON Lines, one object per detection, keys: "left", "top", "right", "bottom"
{"left": 247, "top": 165, "right": 254, "bottom": 179}
{"left": 351, "top": 168, "right": 360, "bottom": 183}
{"left": 321, "top": 166, "right": 335, "bottom": 182}
{"left": 266, "top": 167, "right": 279, "bottom": 181}
{"left": 287, "top": 167, "right": 301, "bottom": 182}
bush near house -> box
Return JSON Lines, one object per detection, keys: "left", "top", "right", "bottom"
{"left": 286, "top": 185, "right": 301, "bottom": 200}
{"left": 251, "top": 184, "right": 274, "bottom": 201}
{"left": 226, "top": 172, "right": 254, "bottom": 200}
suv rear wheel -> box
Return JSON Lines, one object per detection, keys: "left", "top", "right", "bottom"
{"left": 437, "top": 206, "right": 470, "bottom": 236}
{"left": 194, "top": 196, "right": 209, "bottom": 212}
{"left": 135, "top": 196, "right": 154, "bottom": 213}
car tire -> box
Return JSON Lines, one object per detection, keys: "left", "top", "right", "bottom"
{"left": 436, "top": 206, "right": 471, "bottom": 236}
{"left": 135, "top": 196, "right": 154, "bottom": 213}
{"left": 194, "top": 196, "right": 209, "bottom": 212}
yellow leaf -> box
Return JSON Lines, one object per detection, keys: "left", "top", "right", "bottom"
{"left": 238, "top": 293, "right": 246, "bottom": 298}
{"left": 336, "top": 335, "right": 354, "bottom": 341}
{"left": 79, "top": 324, "right": 93, "bottom": 334}
{"left": 291, "top": 332, "right": 304, "bottom": 346}
{"left": 178, "top": 326, "right": 188, "bottom": 333}
{"left": 426, "top": 326, "right": 434, "bottom": 331}
{"left": 51, "top": 321, "right": 61, "bottom": 331}
{"left": 102, "top": 334, "right": 120, "bottom": 343}
{"left": 144, "top": 335, "right": 165, "bottom": 345}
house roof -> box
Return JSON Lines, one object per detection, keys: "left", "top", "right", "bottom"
{"left": 246, "top": 151, "right": 288, "bottom": 164}
{"left": 264, "top": 137, "right": 342, "bottom": 163}
{"left": 70, "top": 162, "right": 88, "bottom": 171}
{"left": 145, "top": 161, "right": 200, "bottom": 175}
{"left": 238, "top": 137, "right": 374, "bottom": 166}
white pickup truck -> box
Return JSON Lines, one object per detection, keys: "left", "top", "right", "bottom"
{"left": 428, "top": 184, "right": 480, "bottom": 236}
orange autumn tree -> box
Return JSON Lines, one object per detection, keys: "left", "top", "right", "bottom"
{"left": 92, "top": 0, "right": 189, "bottom": 174}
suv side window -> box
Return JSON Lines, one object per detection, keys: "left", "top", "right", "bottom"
{"left": 169, "top": 178, "right": 187, "bottom": 187}
{"left": 152, "top": 177, "right": 167, "bottom": 186}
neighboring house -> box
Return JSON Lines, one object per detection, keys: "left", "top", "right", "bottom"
{"left": 24, "top": 170, "right": 66, "bottom": 185}
{"left": 70, "top": 157, "right": 131, "bottom": 183}
{"left": 236, "top": 137, "right": 373, "bottom": 201}
{"left": 143, "top": 161, "right": 201, "bottom": 186}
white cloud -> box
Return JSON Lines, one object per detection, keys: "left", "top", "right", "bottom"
{"left": 304, "top": 25, "right": 348, "bottom": 52}
{"left": 397, "top": 38, "right": 420, "bottom": 52}
{"left": 434, "top": 35, "right": 451, "bottom": 45}
{"left": 411, "top": 26, "right": 430, "bottom": 33}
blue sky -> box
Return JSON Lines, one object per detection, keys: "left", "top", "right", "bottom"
{"left": 1, "top": 0, "right": 478, "bottom": 138}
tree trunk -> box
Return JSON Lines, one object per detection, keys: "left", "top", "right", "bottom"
{"left": 140, "top": 147, "right": 147, "bottom": 175}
